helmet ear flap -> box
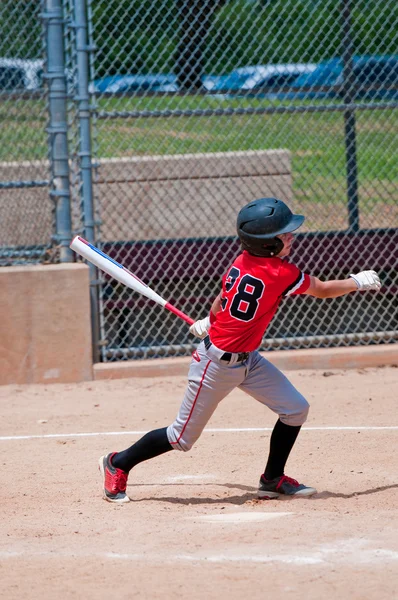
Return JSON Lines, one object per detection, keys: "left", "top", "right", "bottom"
{"left": 240, "top": 236, "right": 284, "bottom": 257}
{"left": 261, "top": 236, "right": 284, "bottom": 257}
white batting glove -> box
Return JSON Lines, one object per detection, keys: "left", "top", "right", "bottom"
{"left": 349, "top": 270, "right": 381, "bottom": 291}
{"left": 189, "top": 316, "right": 211, "bottom": 339}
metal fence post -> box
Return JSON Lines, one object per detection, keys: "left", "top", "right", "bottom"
{"left": 341, "top": 0, "right": 360, "bottom": 232}
{"left": 43, "top": 0, "right": 73, "bottom": 262}
{"left": 73, "top": 0, "right": 100, "bottom": 362}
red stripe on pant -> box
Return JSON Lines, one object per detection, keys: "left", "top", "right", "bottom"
{"left": 170, "top": 359, "right": 212, "bottom": 447}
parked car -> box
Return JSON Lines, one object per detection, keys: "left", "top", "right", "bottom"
{"left": 92, "top": 64, "right": 318, "bottom": 96}
{"left": 91, "top": 73, "right": 178, "bottom": 94}
{"left": 340, "top": 55, "right": 398, "bottom": 100}
{"left": 202, "top": 63, "right": 317, "bottom": 94}
{"left": 0, "top": 58, "right": 77, "bottom": 94}
{"left": 203, "top": 71, "right": 252, "bottom": 93}
{"left": 234, "top": 63, "right": 317, "bottom": 92}
{"left": 272, "top": 55, "right": 398, "bottom": 101}
{"left": 0, "top": 58, "right": 43, "bottom": 91}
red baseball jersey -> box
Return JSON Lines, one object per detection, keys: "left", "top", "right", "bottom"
{"left": 209, "top": 250, "right": 310, "bottom": 352}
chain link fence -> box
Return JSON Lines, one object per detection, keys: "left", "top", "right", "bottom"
{"left": 0, "top": 0, "right": 53, "bottom": 265}
{"left": 89, "top": 0, "right": 398, "bottom": 360}
{"left": 1, "top": 1, "right": 397, "bottom": 361}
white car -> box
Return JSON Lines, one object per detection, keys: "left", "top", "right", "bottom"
{"left": 0, "top": 58, "right": 44, "bottom": 91}
{"left": 232, "top": 63, "right": 317, "bottom": 91}
{"left": 203, "top": 63, "right": 317, "bottom": 94}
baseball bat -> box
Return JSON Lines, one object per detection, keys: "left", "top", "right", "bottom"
{"left": 70, "top": 236, "right": 194, "bottom": 325}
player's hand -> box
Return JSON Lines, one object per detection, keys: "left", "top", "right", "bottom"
{"left": 189, "top": 316, "right": 211, "bottom": 339}
{"left": 349, "top": 270, "right": 381, "bottom": 291}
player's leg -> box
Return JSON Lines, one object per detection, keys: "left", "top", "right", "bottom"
{"left": 99, "top": 428, "right": 173, "bottom": 504}
{"left": 100, "top": 342, "right": 246, "bottom": 502}
{"left": 166, "top": 346, "right": 246, "bottom": 451}
{"left": 112, "top": 427, "right": 173, "bottom": 471}
{"left": 239, "top": 352, "right": 316, "bottom": 498}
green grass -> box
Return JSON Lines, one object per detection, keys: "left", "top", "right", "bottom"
{"left": 1, "top": 94, "right": 397, "bottom": 228}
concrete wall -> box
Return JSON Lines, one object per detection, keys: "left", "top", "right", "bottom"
{"left": 97, "top": 150, "right": 292, "bottom": 241}
{"left": 0, "top": 150, "right": 292, "bottom": 245}
{"left": 0, "top": 160, "right": 52, "bottom": 246}
{"left": 0, "top": 263, "right": 92, "bottom": 385}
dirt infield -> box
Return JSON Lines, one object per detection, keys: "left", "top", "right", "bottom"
{"left": 1, "top": 365, "right": 397, "bottom": 599}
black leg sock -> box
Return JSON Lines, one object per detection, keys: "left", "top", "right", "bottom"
{"left": 112, "top": 427, "right": 173, "bottom": 473}
{"left": 264, "top": 419, "right": 301, "bottom": 480}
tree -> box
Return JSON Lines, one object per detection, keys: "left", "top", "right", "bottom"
{"left": 175, "top": 0, "right": 226, "bottom": 90}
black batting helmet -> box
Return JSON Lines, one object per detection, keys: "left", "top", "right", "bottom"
{"left": 237, "top": 197, "right": 305, "bottom": 257}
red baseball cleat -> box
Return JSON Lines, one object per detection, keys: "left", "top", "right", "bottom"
{"left": 258, "top": 474, "right": 317, "bottom": 499}
{"left": 99, "top": 453, "right": 130, "bottom": 503}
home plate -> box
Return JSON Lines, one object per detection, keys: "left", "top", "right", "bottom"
{"left": 192, "top": 512, "right": 293, "bottom": 523}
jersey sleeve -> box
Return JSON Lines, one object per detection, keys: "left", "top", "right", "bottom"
{"left": 280, "top": 261, "right": 311, "bottom": 296}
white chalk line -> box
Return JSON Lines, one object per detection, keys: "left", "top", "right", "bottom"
{"left": 0, "top": 425, "right": 397, "bottom": 442}
{"left": 194, "top": 511, "right": 293, "bottom": 523}
{"left": 106, "top": 552, "right": 323, "bottom": 566}
{"left": 0, "top": 550, "right": 322, "bottom": 566}
{"left": 0, "top": 541, "right": 397, "bottom": 566}
{"left": 165, "top": 474, "right": 217, "bottom": 482}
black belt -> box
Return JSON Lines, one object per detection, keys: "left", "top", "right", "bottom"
{"left": 203, "top": 336, "right": 250, "bottom": 363}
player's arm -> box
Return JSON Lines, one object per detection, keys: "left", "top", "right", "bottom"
{"left": 303, "top": 271, "right": 381, "bottom": 299}
{"left": 210, "top": 292, "right": 222, "bottom": 316}
{"left": 189, "top": 292, "right": 222, "bottom": 338}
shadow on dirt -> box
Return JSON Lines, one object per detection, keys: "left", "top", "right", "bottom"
{"left": 312, "top": 483, "right": 398, "bottom": 499}
{"left": 134, "top": 494, "right": 255, "bottom": 505}
{"left": 129, "top": 482, "right": 398, "bottom": 504}
{"left": 129, "top": 482, "right": 256, "bottom": 505}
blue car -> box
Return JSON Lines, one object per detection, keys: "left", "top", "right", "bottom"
{"left": 270, "top": 55, "right": 398, "bottom": 101}
{"left": 349, "top": 55, "right": 398, "bottom": 100}
{"left": 91, "top": 73, "right": 178, "bottom": 94}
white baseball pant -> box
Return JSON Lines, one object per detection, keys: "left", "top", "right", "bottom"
{"left": 167, "top": 338, "right": 309, "bottom": 451}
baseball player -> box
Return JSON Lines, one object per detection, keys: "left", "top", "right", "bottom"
{"left": 99, "top": 197, "right": 381, "bottom": 503}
